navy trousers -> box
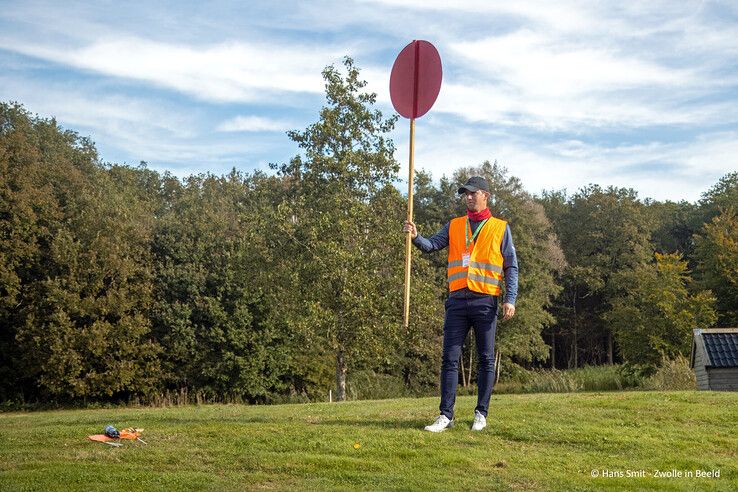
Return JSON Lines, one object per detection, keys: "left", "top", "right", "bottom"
{"left": 439, "top": 295, "right": 498, "bottom": 419}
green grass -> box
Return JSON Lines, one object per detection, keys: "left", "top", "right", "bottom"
{"left": 1, "top": 391, "right": 736, "bottom": 491}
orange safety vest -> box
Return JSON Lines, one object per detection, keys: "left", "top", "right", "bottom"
{"left": 447, "top": 215, "right": 507, "bottom": 295}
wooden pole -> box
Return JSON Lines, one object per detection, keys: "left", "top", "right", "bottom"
{"left": 403, "top": 118, "right": 416, "bottom": 329}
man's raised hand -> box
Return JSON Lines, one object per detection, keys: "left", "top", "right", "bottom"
{"left": 403, "top": 220, "right": 417, "bottom": 239}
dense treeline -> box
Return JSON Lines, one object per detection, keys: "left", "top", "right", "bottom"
{"left": 1, "top": 58, "right": 736, "bottom": 404}
{"left": 539, "top": 178, "right": 737, "bottom": 371}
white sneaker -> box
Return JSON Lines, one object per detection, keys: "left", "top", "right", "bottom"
{"left": 424, "top": 414, "right": 453, "bottom": 432}
{"left": 471, "top": 410, "right": 487, "bottom": 431}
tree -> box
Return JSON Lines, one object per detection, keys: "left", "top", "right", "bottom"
{"left": 1, "top": 103, "right": 160, "bottom": 401}
{"left": 539, "top": 185, "right": 654, "bottom": 367}
{"left": 150, "top": 170, "right": 293, "bottom": 401}
{"left": 606, "top": 253, "right": 716, "bottom": 372}
{"left": 693, "top": 207, "right": 738, "bottom": 326}
{"left": 646, "top": 199, "right": 701, "bottom": 258}
{"left": 275, "top": 57, "right": 403, "bottom": 401}
{"left": 698, "top": 172, "right": 738, "bottom": 222}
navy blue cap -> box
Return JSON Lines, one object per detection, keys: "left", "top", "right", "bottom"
{"left": 458, "top": 176, "right": 490, "bottom": 194}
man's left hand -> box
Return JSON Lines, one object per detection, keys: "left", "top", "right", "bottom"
{"left": 501, "top": 303, "right": 515, "bottom": 321}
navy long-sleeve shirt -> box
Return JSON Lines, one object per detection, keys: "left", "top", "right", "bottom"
{"left": 412, "top": 219, "right": 519, "bottom": 305}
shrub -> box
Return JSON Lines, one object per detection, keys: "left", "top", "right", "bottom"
{"left": 617, "top": 363, "right": 650, "bottom": 387}
{"left": 347, "top": 370, "right": 409, "bottom": 401}
{"left": 570, "top": 364, "right": 642, "bottom": 391}
{"left": 643, "top": 355, "right": 696, "bottom": 391}
{"left": 521, "top": 369, "right": 581, "bottom": 393}
{"left": 495, "top": 364, "right": 646, "bottom": 394}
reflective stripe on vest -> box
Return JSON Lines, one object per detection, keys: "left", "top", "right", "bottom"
{"left": 447, "top": 260, "right": 503, "bottom": 273}
{"left": 446, "top": 215, "right": 507, "bottom": 295}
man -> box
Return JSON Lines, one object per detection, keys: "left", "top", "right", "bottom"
{"left": 403, "top": 176, "right": 518, "bottom": 432}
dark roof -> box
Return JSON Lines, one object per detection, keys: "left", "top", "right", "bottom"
{"left": 700, "top": 331, "right": 738, "bottom": 368}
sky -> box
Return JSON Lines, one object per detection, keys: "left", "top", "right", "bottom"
{"left": 1, "top": 0, "right": 737, "bottom": 202}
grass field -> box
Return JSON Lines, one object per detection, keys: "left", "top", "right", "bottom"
{"left": 1, "top": 391, "right": 736, "bottom": 491}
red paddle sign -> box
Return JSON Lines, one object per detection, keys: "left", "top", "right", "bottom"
{"left": 390, "top": 40, "right": 442, "bottom": 119}
{"left": 393, "top": 40, "right": 442, "bottom": 329}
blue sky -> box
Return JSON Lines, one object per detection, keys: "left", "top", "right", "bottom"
{"left": 1, "top": 0, "right": 737, "bottom": 202}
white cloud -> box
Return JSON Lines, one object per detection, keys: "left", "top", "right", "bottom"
{"left": 0, "top": 74, "right": 291, "bottom": 169}
{"left": 216, "top": 115, "right": 291, "bottom": 133}
{"left": 360, "top": 0, "right": 598, "bottom": 33}
{"left": 428, "top": 24, "right": 738, "bottom": 131}
{"left": 450, "top": 31, "right": 694, "bottom": 98}
{"left": 392, "top": 122, "right": 737, "bottom": 202}
{"left": 434, "top": 80, "right": 737, "bottom": 131}
{"left": 363, "top": 0, "right": 738, "bottom": 133}
{"left": 0, "top": 36, "right": 341, "bottom": 103}
{"left": 0, "top": 75, "right": 195, "bottom": 139}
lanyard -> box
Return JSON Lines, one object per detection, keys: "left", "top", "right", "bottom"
{"left": 465, "top": 218, "right": 488, "bottom": 251}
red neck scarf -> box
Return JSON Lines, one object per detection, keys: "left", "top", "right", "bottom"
{"left": 467, "top": 208, "right": 492, "bottom": 221}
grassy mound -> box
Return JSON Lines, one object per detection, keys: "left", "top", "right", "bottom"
{"left": 1, "top": 391, "right": 735, "bottom": 490}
